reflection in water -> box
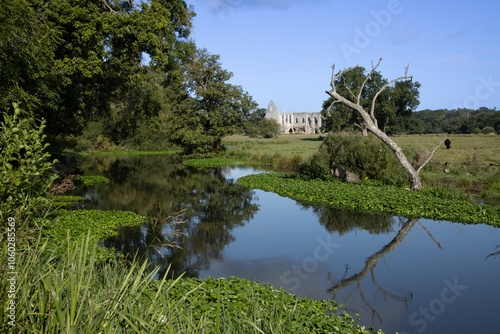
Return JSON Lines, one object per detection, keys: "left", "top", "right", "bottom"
{"left": 327, "top": 218, "right": 444, "bottom": 328}
{"left": 302, "top": 203, "right": 396, "bottom": 235}
{"left": 72, "top": 155, "right": 500, "bottom": 334}
{"left": 75, "top": 155, "right": 259, "bottom": 278}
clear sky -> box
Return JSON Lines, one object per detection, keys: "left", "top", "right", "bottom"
{"left": 187, "top": 0, "right": 500, "bottom": 114}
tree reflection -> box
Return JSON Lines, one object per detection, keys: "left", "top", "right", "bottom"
{"left": 301, "top": 204, "right": 396, "bottom": 235}
{"left": 76, "top": 155, "right": 259, "bottom": 279}
{"left": 327, "top": 218, "right": 442, "bottom": 326}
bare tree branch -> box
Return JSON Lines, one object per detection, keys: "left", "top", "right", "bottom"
{"left": 417, "top": 221, "right": 443, "bottom": 249}
{"left": 416, "top": 141, "right": 443, "bottom": 174}
{"left": 100, "top": 0, "right": 118, "bottom": 14}
{"left": 325, "top": 59, "right": 441, "bottom": 190}
{"left": 358, "top": 58, "right": 382, "bottom": 105}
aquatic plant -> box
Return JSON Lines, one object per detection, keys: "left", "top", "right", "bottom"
{"left": 76, "top": 175, "right": 110, "bottom": 186}
{"left": 183, "top": 157, "right": 267, "bottom": 168}
{"left": 43, "top": 209, "right": 146, "bottom": 250}
{"left": 238, "top": 173, "right": 500, "bottom": 226}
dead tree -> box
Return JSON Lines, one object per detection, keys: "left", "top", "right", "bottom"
{"left": 325, "top": 58, "right": 442, "bottom": 191}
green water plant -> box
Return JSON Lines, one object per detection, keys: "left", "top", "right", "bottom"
{"left": 183, "top": 157, "right": 267, "bottom": 168}
{"left": 76, "top": 175, "right": 110, "bottom": 186}
{"left": 238, "top": 173, "right": 500, "bottom": 226}
{"left": 43, "top": 209, "right": 146, "bottom": 251}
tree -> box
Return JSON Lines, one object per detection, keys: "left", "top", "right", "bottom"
{"left": 325, "top": 59, "right": 441, "bottom": 190}
{"left": 1, "top": 0, "right": 195, "bottom": 137}
{"left": 321, "top": 64, "right": 421, "bottom": 135}
{"left": 0, "top": 0, "right": 62, "bottom": 117}
{"left": 168, "top": 49, "right": 259, "bottom": 154}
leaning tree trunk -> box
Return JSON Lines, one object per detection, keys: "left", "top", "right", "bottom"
{"left": 326, "top": 59, "right": 442, "bottom": 191}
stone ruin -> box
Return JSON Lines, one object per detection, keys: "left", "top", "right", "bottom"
{"left": 265, "top": 100, "right": 323, "bottom": 134}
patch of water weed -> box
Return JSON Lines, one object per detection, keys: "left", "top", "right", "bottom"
{"left": 76, "top": 175, "right": 110, "bottom": 186}
{"left": 238, "top": 173, "right": 500, "bottom": 226}
{"left": 43, "top": 209, "right": 146, "bottom": 251}
{"left": 183, "top": 157, "right": 269, "bottom": 168}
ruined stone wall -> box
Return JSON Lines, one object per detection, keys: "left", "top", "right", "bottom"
{"left": 265, "top": 100, "right": 323, "bottom": 134}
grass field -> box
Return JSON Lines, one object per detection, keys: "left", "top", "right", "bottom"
{"left": 224, "top": 133, "right": 500, "bottom": 167}
{"left": 224, "top": 133, "right": 500, "bottom": 200}
{"left": 223, "top": 134, "right": 324, "bottom": 158}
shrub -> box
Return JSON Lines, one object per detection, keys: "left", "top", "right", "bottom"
{"left": 298, "top": 132, "right": 408, "bottom": 186}
{"left": 0, "top": 103, "right": 57, "bottom": 221}
{"left": 481, "top": 169, "right": 500, "bottom": 204}
{"left": 482, "top": 126, "right": 496, "bottom": 135}
{"left": 245, "top": 118, "right": 281, "bottom": 138}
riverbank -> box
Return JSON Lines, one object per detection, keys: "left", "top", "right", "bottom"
{"left": 3, "top": 213, "right": 378, "bottom": 333}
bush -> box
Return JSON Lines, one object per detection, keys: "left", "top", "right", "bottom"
{"left": 298, "top": 132, "right": 408, "bottom": 186}
{"left": 482, "top": 126, "right": 496, "bottom": 135}
{"left": 245, "top": 118, "right": 281, "bottom": 138}
{"left": 481, "top": 169, "right": 500, "bottom": 204}
{"left": 0, "top": 103, "right": 57, "bottom": 221}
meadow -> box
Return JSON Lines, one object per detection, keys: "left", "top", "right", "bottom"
{"left": 224, "top": 133, "right": 500, "bottom": 196}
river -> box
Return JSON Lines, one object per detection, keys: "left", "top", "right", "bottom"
{"left": 74, "top": 154, "right": 500, "bottom": 334}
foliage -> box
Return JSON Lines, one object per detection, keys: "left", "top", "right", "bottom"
{"left": 167, "top": 49, "right": 259, "bottom": 154}
{"left": 1, "top": 0, "right": 195, "bottom": 138}
{"left": 0, "top": 0, "right": 62, "bottom": 114}
{"left": 0, "top": 234, "right": 378, "bottom": 333}
{"left": 51, "top": 195, "right": 85, "bottom": 206}
{"left": 298, "top": 132, "right": 408, "bottom": 186}
{"left": 237, "top": 173, "right": 500, "bottom": 226}
{"left": 245, "top": 118, "right": 282, "bottom": 138}
{"left": 76, "top": 175, "right": 111, "bottom": 186}
{"left": 77, "top": 149, "right": 181, "bottom": 156}
{"left": 321, "top": 66, "right": 421, "bottom": 134}
{"left": 414, "top": 107, "right": 500, "bottom": 134}
{"left": 42, "top": 209, "right": 145, "bottom": 251}
{"left": 481, "top": 170, "right": 500, "bottom": 205}
{"left": 482, "top": 126, "right": 495, "bottom": 134}
{"left": 0, "top": 103, "right": 57, "bottom": 221}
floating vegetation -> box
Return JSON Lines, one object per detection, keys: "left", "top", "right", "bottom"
{"left": 77, "top": 175, "right": 111, "bottom": 186}
{"left": 183, "top": 158, "right": 266, "bottom": 168}
{"left": 238, "top": 173, "right": 500, "bottom": 226}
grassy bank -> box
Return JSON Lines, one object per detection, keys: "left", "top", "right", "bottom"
{"left": 237, "top": 173, "right": 500, "bottom": 226}
{"left": 223, "top": 134, "right": 324, "bottom": 159}
{"left": 1, "top": 232, "right": 378, "bottom": 333}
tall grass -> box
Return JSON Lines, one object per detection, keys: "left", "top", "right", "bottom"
{"left": 1, "top": 232, "right": 375, "bottom": 333}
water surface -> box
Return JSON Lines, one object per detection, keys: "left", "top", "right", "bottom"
{"left": 75, "top": 154, "right": 500, "bottom": 334}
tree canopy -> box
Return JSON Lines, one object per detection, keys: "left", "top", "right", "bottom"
{"left": 166, "top": 49, "right": 259, "bottom": 154}
{"left": 321, "top": 65, "right": 421, "bottom": 135}
{"left": 1, "top": 0, "right": 264, "bottom": 154}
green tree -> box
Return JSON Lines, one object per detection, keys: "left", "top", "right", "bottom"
{"left": 1, "top": 0, "right": 195, "bottom": 138}
{"left": 321, "top": 65, "right": 421, "bottom": 135}
{"left": 168, "top": 49, "right": 259, "bottom": 154}
{"left": 0, "top": 0, "right": 62, "bottom": 116}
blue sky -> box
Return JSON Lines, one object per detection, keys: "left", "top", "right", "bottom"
{"left": 187, "top": 0, "right": 500, "bottom": 114}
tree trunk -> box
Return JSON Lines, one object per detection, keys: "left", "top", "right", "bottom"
{"left": 368, "top": 125, "right": 422, "bottom": 190}
{"left": 326, "top": 90, "right": 423, "bottom": 190}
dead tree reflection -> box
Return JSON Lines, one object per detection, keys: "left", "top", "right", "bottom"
{"left": 485, "top": 245, "right": 500, "bottom": 260}
{"left": 328, "top": 218, "right": 443, "bottom": 326}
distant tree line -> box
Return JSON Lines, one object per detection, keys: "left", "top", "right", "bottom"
{"left": 413, "top": 107, "right": 500, "bottom": 135}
